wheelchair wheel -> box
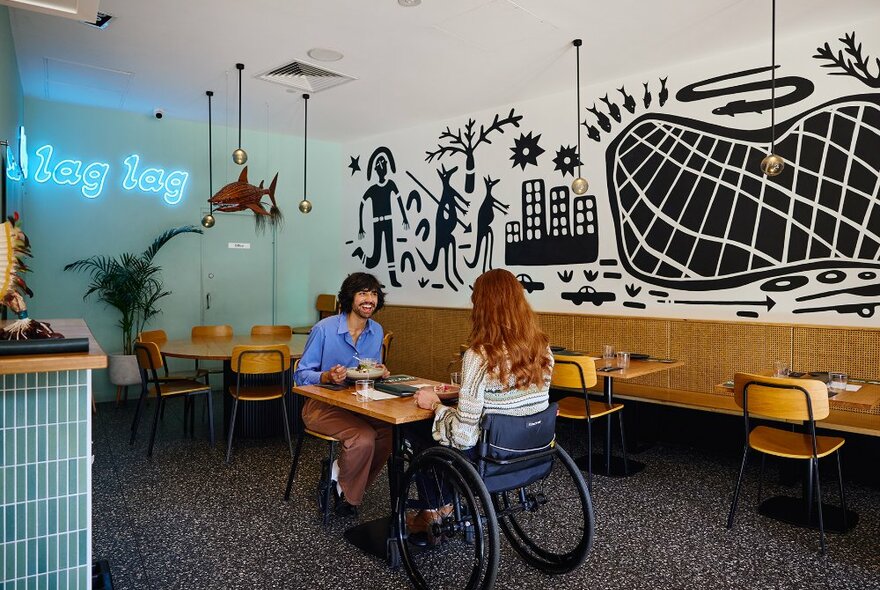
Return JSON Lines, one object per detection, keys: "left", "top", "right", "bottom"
{"left": 491, "top": 443, "right": 594, "bottom": 574}
{"left": 396, "top": 446, "right": 500, "bottom": 590}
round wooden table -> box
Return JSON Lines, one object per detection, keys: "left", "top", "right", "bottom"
{"left": 158, "top": 333, "right": 310, "bottom": 438}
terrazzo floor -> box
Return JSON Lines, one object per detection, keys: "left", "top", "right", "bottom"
{"left": 92, "top": 395, "right": 880, "bottom": 589}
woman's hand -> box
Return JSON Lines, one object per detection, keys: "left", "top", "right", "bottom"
{"left": 413, "top": 387, "right": 441, "bottom": 411}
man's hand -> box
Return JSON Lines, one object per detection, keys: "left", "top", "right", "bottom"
{"left": 323, "top": 364, "right": 347, "bottom": 385}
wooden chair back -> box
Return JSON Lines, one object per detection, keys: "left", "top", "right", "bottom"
{"left": 134, "top": 341, "right": 163, "bottom": 373}
{"left": 192, "top": 324, "right": 233, "bottom": 338}
{"left": 316, "top": 294, "right": 338, "bottom": 319}
{"left": 382, "top": 331, "right": 394, "bottom": 364}
{"left": 137, "top": 329, "right": 168, "bottom": 343}
{"left": 251, "top": 325, "right": 293, "bottom": 337}
{"left": 733, "top": 372, "right": 830, "bottom": 421}
{"left": 551, "top": 354, "right": 598, "bottom": 391}
{"left": 231, "top": 344, "right": 291, "bottom": 374}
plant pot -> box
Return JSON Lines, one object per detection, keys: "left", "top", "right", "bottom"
{"left": 108, "top": 354, "right": 142, "bottom": 386}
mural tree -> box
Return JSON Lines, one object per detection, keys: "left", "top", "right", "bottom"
{"left": 425, "top": 109, "right": 523, "bottom": 194}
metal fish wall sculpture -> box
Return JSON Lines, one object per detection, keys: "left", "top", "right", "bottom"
{"left": 209, "top": 166, "right": 282, "bottom": 230}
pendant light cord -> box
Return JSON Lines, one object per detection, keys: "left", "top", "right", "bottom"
{"left": 236, "top": 63, "right": 244, "bottom": 149}
{"left": 770, "top": 0, "right": 776, "bottom": 151}
{"left": 207, "top": 90, "right": 214, "bottom": 214}
{"left": 575, "top": 39, "right": 583, "bottom": 177}
{"left": 303, "top": 94, "right": 309, "bottom": 202}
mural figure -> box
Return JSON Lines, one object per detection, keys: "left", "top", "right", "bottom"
{"left": 425, "top": 109, "right": 523, "bottom": 194}
{"left": 814, "top": 31, "right": 880, "bottom": 88}
{"left": 605, "top": 94, "right": 880, "bottom": 290}
{"left": 675, "top": 66, "right": 814, "bottom": 116}
{"left": 505, "top": 179, "right": 599, "bottom": 266}
{"left": 416, "top": 165, "right": 469, "bottom": 291}
{"left": 618, "top": 85, "right": 637, "bottom": 114}
{"left": 353, "top": 147, "right": 409, "bottom": 287}
{"left": 466, "top": 176, "right": 509, "bottom": 273}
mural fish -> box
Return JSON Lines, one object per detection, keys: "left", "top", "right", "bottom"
{"left": 618, "top": 86, "right": 636, "bottom": 113}
{"left": 643, "top": 82, "right": 652, "bottom": 109}
{"left": 659, "top": 77, "right": 669, "bottom": 106}
{"left": 209, "top": 166, "right": 281, "bottom": 230}
{"left": 583, "top": 121, "right": 602, "bottom": 142}
{"left": 587, "top": 103, "right": 611, "bottom": 132}
{"left": 600, "top": 94, "right": 622, "bottom": 122}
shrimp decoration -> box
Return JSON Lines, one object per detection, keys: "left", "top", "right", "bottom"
{"left": 0, "top": 213, "right": 63, "bottom": 340}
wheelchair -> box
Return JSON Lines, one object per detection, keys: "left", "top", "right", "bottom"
{"left": 394, "top": 402, "right": 595, "bottom": 589}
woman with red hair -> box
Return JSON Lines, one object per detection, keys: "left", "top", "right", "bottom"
{"left": 407, "top": 268, "right": 553, "bottom": 541}
{"left": 414, "top": 267, "right": 553, "bottom": 447}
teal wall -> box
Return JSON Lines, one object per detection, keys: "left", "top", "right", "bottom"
{"left": 20, "top": 98, "right": 345, "bottom": 401}
{"left": 1, "top": 5, "right": 24, "bottom": 215}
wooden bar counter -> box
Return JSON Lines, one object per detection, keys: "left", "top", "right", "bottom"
{"left": 0, "top": 319, "right": 107, "bottom": 589}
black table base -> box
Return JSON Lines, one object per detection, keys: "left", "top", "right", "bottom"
{"left": 758, "top": 496, "right": 858, "bottom": 533}
{"left": 574, "top": 454, "right": 645, "bottom": 477}
{"left": 343, "top": 516, "right": 401, "bottom": 567}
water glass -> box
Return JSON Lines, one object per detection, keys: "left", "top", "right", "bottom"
{"left": 616, "top": 351, "right": 630, "bottom": 369}
{"left": 450, "top": 372, "right": 462, "bottom": 386}
{"left": 355, "top": 379, "right": 374, "bottom": 402}
{"left": 829, "top": 372, "right": 848, "bottom": 393}
{"left": 773, "top": 360, "right": 790, "bottom": 378}
{"left": 602, "top": 345, "right": 615, "bottom": 368}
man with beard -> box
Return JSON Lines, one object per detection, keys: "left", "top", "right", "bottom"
{"left": 294, "top": 272, "right": 392, "bottom": 517}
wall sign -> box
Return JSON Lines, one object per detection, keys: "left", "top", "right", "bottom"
{"left": 32, "top": 144, "right": 189, "bottom": 204}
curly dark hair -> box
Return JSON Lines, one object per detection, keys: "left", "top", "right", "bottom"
{"left": 338, "top": 272, "right": 386, "bottom": 314}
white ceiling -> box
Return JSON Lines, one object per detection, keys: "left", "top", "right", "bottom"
{"left": 6, "top": 0, "right": 879, "bottom": 142}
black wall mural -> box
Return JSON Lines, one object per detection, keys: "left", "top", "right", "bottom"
{"left": 352, "top": 147, "right": 409, "bottom": 287}
{"left": 426, "top": 109, "right": 523, "bottom": 194}
{"left": 344, "top": 27, "right": 880, "bottom": 322}
{"left": 605, "top": 94, "right": 880, "bottom": 291}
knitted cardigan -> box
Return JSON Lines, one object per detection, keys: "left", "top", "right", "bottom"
{"left": 432, "top": 347, "right": 552, "bottom": 450}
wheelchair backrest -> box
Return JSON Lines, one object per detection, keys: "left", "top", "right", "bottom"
{"left": 478, "top": 402, "right": 558, "bottom": 494}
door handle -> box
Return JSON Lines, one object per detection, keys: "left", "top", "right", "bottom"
{"left": 206, "top": 293, "right": 211, "bottom": 310}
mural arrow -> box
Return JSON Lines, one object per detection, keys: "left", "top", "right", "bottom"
{"left": 659, "top": 296, "right": 776, "bottom": 310}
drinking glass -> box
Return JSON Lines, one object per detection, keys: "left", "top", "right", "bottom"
{"left": 773, "top": 360, "right": 790, "bottom": 377}
{"left": 355, "top": 379, "right": 374, "bottom": 402}
{"left": 450, "top": 372, "right": 462, "bottom": 386}
{"left": 602, "top": 345, "right": 615, "bottom": 369}
{"left": 616, "top": 351, "right": 630, "bottom": 369}
{"left": 829, "top": 372, "right": 848, "bottom": 394}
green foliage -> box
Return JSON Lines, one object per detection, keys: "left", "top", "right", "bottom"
{"left": 64, "top": 226, "right": 202, "bottom": 354}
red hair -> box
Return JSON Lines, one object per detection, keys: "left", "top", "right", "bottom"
{"left": 469, "top": 268, "right": 551, "bottom": 388}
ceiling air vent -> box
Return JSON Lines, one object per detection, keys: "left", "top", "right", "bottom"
{"left": 256, "top": 60, "right": 356, "bottom": 94}
{"left": 82, "top": 12, "right": 113, "bottom": 29}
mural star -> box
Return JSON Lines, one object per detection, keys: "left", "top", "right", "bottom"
{"left": 348, "top": 155, "right": 361, "bottom": 175}
{"left": 509, "top": 132, "right": 545, "bottom": 170}
{"left": 553, "top": 145, "right": 581, "bottom": 177}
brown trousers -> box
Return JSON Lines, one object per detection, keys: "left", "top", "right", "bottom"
{"left": 301, "top": 399, "right": 393, "bottom": 506}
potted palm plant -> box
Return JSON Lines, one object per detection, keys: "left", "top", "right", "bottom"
{"left": 64, "top": 225, "right": 202, "bottom": 385}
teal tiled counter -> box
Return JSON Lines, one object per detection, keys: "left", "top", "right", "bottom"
{"left": 0, "top": 320, "right": 106, "bottom": 589}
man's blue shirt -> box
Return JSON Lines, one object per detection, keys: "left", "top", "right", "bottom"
{"left": 294, "top": 313, "right": 384, "bottom": 385}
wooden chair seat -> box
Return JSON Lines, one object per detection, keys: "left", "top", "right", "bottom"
{"left": 557, "top": 396, "right": 624, "bottom": 420}
{"left": 305, "top": 428, "right": 339, "bottom": 443}
{"left": 160, "top": 368, "right": 209, "bottom": 382}
{"left": 292, "top": 294, "right": 338, "bottom": 334}
{"left": 749, "top": 425, "right": 844, "bottom": 459}
{"left": 228, "top": 383, "right": 288, "bottom": 402}
{"left": 149, "top": 379, "right": 211, "bottom": 398}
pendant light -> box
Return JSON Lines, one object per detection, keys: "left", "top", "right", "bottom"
{"left": 231, "top": 63, "right": 248, "bottom": 165}
{"left": 201, "top": 90, "right": 216, "bottom": 228}
{"left": 571, "top": 39, "right": 589, "bottom": 195}
{"left": 760, "top": 0, "right": 784, "bottom": 177}
{"left": 299, "top": 93, "right": 313, "bottom": 214}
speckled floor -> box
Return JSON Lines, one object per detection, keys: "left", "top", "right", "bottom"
{"left": 92, "top": 396, "right": 880, "bottom": 589}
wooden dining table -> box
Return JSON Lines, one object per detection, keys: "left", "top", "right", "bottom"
{"left": 158, "top": 332, "right": 310, "bottom": 437}
{"left": 293, "top": 376, "right": 444, "bottom": 568}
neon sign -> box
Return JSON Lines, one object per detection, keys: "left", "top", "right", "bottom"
{"left": 32, "top": 144, "right": 189, "bottom": 205}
